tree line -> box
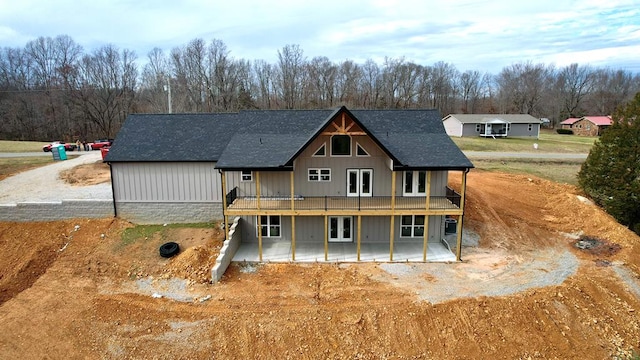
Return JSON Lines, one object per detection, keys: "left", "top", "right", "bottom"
{"left": 1, "top": 35, "right": 639, "bottom": 141}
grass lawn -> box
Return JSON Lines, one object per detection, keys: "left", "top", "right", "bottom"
{"left": 451, "top": 130, "right": 596, "bottom": 153}
{"left": 0, "top": 157, "right": 55, "bottom": 181}
{"left": 471, "top": 158, "right": 583, "bottom": 185}
{"left": 0, "top": 140, "right": 50, "bottom": 153}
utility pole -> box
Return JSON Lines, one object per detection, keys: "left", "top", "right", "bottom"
{"left": 164, "top": 78, "right": 172, "bottom": 113}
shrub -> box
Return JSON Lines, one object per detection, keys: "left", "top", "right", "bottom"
{"left": 556, "top": 128, "right": 574, "bottom": 135}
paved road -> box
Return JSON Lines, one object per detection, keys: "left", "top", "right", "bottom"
{"left": 463, "top": 151, "right": 588, "bottom": 159}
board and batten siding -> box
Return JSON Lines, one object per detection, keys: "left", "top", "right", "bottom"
{"left": 443, "top": 117, "right": 463, "bottom": 137}
{"left": 112, "top": 162, "right": 221, "bottom": 202}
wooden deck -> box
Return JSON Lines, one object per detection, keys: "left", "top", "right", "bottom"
{"left": 227, "top": 195, "right": 459, "bottom": 213}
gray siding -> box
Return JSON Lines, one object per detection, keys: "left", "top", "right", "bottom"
{"left": 462, "top": 123, "right": 480, "bottom": 137}
{"left": 509, "top": 123, "right": 540, "bottom": 137}
{"left": 225, "top": 171, "right": 290, "bottom": 197}
{"left": 112, "top": 162, "right": 221, "bottom": 202}
{"left": 240, "top": 215, "right": 292, "bottom": 243}
{"left": 443, "top": 117, "right": 463, "bottom": 137}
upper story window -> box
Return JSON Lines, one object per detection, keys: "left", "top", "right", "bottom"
{"left": 241, "top": 170, "right": 253, "bottom": 182}
{"left": 308, "top": 168, "right": 331, "bottom": 182}
{"left": 331, "top": 135, "right": 351, "bottom": 156}
{"left": 356, "top": 143, "right": 369, "bottom": 157}
{"left": 313, "top": 143, "right": 326, "bottom": 157}
{"left": 403, "top": 171, "right": 426, "bottom": 196}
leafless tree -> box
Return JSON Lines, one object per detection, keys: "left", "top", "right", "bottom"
{"left": 276, "top": 44, "right": 306, "bottom": 109}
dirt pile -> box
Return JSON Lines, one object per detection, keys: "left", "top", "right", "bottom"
{"left": 0, "top": 170, "right": 639, "bottom": 359}
{"left": 59, "top": 160, "right": 110, "bottom": 186}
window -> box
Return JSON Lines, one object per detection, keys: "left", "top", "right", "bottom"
{"left": 356, "top": 143, "right": 369, "bottom": 157}
{"left": 241, "top": 170, "right": 253, "bottom": 182}
{"left": 331, "top": 135, "right": 351, "bottom": 156}
{"left": 308, "top": 168, "right": 331, "bottom": 182}
{"left": 506, "top": 123, "right": 511, "bottom": 131}
{"left": 403, "top": 171, "right": 427, "bottom": 196}
{"left": 476, "top": 124, "right": 481, "bottom": 132}
{"left": 313, "top": 143, "right": 326, "bottom": 157}
{"left": 401, "top": 215, "right": 425, "bottom": 237}
{"left": 258, "top": 215, "right": 280, "bottom": 237}
{"left": 528, "top": 124, "right": 533, "bottom": 131}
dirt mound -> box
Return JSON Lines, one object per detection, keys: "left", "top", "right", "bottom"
{"left": 59, "top": 160, "right": 110, "bottom": 186}
{"left": 163, "top": 245, "right": 218, "bottom": 283}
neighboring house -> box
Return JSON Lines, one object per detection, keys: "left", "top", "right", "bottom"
{"left": 571, "top": 116, "right": 612, "bottom": 136}
{"left": 442, "top": 114, "right": 542, "bottom": 138}
{"left": 106, "top": 107, "right": 474, "bottom": 263}
{"left": 560, "top": 117, "right": 580, "bottom": 130}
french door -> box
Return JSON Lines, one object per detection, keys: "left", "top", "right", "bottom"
{"left": 329, "top": 216, "right": 352, "bottom": 242}
{"left": 346, "top": 169, "right": 372, "bottom": 197}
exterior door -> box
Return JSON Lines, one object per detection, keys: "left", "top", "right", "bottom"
{"left": 346, "top": 169, "right": 373, "bottom": 197}
{"left": 329, "top": 216, "right": 352, "bottom": 242}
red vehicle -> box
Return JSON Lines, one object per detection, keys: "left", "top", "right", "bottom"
{"left": 42, "top": 142, "right": 76, "bottom": 152}
{"left": 89, "top": 139, "right": 113, "bottom": 150}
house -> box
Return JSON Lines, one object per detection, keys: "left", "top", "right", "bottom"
{"left": 105, "top": 107, "right": 474, "bottom": 264}
{"left": 442, "top": 114, "right": 542, "bottom": 138}
{"left": 560, "top": 117, "right": 580, "bottom": 130}
{"left": 571, "top": 116, "right": 612, "bottom": 136}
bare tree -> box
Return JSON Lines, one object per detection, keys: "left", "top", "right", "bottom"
{"left": 139, "top": 47, "right": 171, "bottom": 113}
{"left": 496, "top": 62, "right": 554, "bottom": 116}
{"left": 361, "top": 59, "right": 381, "bottom": 108}
{"left": 252, "top": 59, "right": 275, "bottom": 109}
{"left": 276, "top": 44, "right": 306, "bottom": 109}
{"left": 555, "top": 63, "right": 594, "bottom": 119}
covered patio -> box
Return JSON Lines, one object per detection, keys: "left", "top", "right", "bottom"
{"left": 232, "top": 239, "right": 457, "bottom": 263}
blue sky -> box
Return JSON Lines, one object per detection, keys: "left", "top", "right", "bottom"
{"left": 1, "top": 0, "right": 639, "bottom": 73}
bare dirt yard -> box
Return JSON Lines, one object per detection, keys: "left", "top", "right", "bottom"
{"left": 1, "top": 170, "right": 640, "bottom": 359}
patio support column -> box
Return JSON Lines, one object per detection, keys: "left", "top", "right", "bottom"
{"left": 425, "top": 171, "right": 431, "bottom": 210}
{"left": 455, "top": 170, "right": 468, "bottom": 261}
{"left": 423, "top": 216, "right": 429, "bottom": 262}
{"left": 256, "top": 171, "right": 261, "bottom": 210}
{"left": 221, "top": 171, "right": 228, "bottom": 241}
{"left": 258, "top": 214, "right": 263, "bottom": 261}
{"left": 390, "top": 171, "right": 396, "bottom": 210}
{"left": 291, "top": 216, "right": 296, "bottom": 261}
{"left": 357, "top": 215, "right": 362, "bottom": 261}
{"left": 389, "top": 215, "right": 395, "bottom": 261}
{"left": 324, "top": 215, "right": 328, "bottom": 261}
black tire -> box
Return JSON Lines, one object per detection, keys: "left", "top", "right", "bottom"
{"left": 159, "top": 242, "right": 180, "bottom": 258}
{"left": 43, "top": 148, "right": 49, "bottom": 152}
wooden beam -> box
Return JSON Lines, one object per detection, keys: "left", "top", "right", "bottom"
{"left": 425, "top": 171, "right": 431, "bottom": 210}
{"left": 357, "top": 215, "right": 362, "bottom": 261}
{"left": 224, "top": 208, "right": 463, "bottom": 217}
{"left": 256, "top": 171, "right": 261, "bottom": 210}
{"left": 291, "top": 216, "right": 296, "bottom": 261}
{"left": 456, "top": 171, "right": 468, "bottom": 261}
{"left": 221, "top": 172, "right": 228, "bottom": 241}
{"left": 224, "top": 215, "right": 229, "bottom": 242}
{"left": 390, "top": 171, "right": 396, "bottom": 211}
{"left": 389, "top": 215, "right": 395, "bottom": 261}
{"left": 320, "top": 131, "right": 367, "bottom": 136}
{"left": 258, "top": 215, "right": 263, "bottom": 261}
{"left": 423, "top": 216, "right": 429, "bottom": 262}
{"left": 324, "top": 215, "right": 328, "bottom": 261}
{"left": 290, "top": 171, "right": 295, "bottom": 211}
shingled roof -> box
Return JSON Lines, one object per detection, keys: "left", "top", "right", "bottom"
{"left": 107, "top": 107, "right": 473, "bottom": 170}
{"left": 444, "top": 114, "right": 542, "bottom": 124}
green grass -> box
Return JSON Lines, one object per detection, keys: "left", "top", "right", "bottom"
{"left": 472, "top": 158, "right": 584, "bottom": 185}
{"left": 451, "top": 131, "right": 596, "bottom": 153}
{"left": 0, "top": 140, "right": 51, "bottom": 152}
{"left": 120, "top": 222, "right": 216, "bottom": 246}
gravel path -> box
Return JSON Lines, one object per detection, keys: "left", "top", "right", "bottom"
{"left": 0, "top": 151, "right": 112, "bottom": 204}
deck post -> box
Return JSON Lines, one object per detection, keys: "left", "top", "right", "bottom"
{"left": 291, "top": 216, "right": 296, "bottom": 261}
{"left": 425, "top": 171, "right": 431, "bottom": 210}
{"left": 258, "top": 214, "right": 263, "bottom": 261}
{"left": 221, "top": 172, "right": 228, "bottom": 241}
{"left": 390, "top": 171, "right": 396, "bottom": 211}
{"left": 357, "top": 215, "right": 362, "bottom": 261}
{"left": 256, "top": 171, "right": 261, "bottom": 210}
{"left": 290, "top": 171, "right": 295, "bottom": 211}
{"left": 324, "top": 215, "right": 328, "bottom": 261}
{"left": 423, "top": 216, "right": 429, "bottom": 262}
{"left": 455, "top": 170, "right": 468, "bottom": 261}
{"left": 389, "top": 215, "right": 395, "bottom": 261}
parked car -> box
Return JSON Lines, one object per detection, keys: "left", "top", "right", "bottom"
{"left": 89, "top": 139, "right": 113, "bottom": 150}
{"left": 42, "top": 141, "right": 76, "bottom": 152}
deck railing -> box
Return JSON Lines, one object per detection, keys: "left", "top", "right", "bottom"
{"left": 225, "top": 187, "right": 462, "bottom": 211}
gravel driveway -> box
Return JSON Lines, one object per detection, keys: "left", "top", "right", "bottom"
{"left": 0, "top": 152, "right": 112, "bottom": 204}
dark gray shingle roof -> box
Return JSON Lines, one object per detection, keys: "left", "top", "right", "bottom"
{"left": 107, "top": 107, "right": 473, "bottom": 170}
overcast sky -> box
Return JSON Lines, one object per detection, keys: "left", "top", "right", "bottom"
{"left": 1, "top": 0, "right": 639, "bottom": 74}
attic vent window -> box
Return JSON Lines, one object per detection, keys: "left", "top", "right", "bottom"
{"left": 356, "top": 143, "right": 369, "bottom": 157}
{"left": 313, "top": 143, "right": 326, "bottom": 157}
{"left": 331, "top": 135, "right": 351, "bottom": 156}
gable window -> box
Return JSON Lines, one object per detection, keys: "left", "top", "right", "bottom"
{"left": 241, "top": 170, "right": 253, "bottom": 182}
{"left": 403, "top": 171, "right": 427, "bottom": 196}
{"left": 308, "top": 168, "right": 331, "bottom": 182}
{"left": 528, "top": 124, "right": 533, "bottom": 131}
{"left": 331, "top": 135, "right": 351, "bottom": 156}
{"left": 356, "top": 143, "right": 369, "bottom": 157}
{"left": 401, "top": 215, "right": 425, "bottom": 237}
{"left": 258, "top": 215, "right": 280, "bottom": 237}
{"left": 313, "top": 143, "right": 326, "bottom": 157}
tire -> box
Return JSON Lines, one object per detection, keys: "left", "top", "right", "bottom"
{"left": 159, "top": 242, "right": 180, "bottom": 258}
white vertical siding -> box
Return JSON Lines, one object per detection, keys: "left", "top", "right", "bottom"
{"left": 112, "top": 162, "right": 221, "bottom": 202}
{"left": 443, "top": 117, "right": 462, "bottom": 137}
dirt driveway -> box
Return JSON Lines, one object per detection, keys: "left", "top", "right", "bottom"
{"left": 1, "top": 171, "right": 639, "bottom": 359}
